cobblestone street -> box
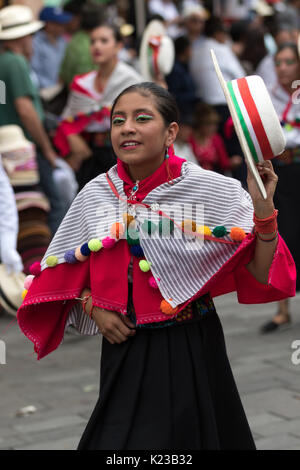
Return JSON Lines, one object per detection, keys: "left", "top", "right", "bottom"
{"left": 1, "top": 292, "right": 300, "bottom": 450}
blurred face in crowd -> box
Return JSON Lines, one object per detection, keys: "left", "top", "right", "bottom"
{"left": 196, "top": 118, "right": 219, "bottom": 138}
{"left": 275, "top": 47, "right": 300, "bottom": 89}
{"left": 90, "top": 26, "right": 122, "bottom": 66}
{"left": 111, "top": 92, "right": 178, "bottom": 171}
{"left": 21, "top": 34, "right": 34, "bottom": 60}
{"left": 185, "top": 14, "right": 205, "bottom": 38}
{"left": 275, "top": 30, "right": 298, "bottom": 46}
{"left": 45, "top": 21, "right": 66, "bottom": 39}
{"left": 177, "top": 123, "right": 192, "bottom": 143}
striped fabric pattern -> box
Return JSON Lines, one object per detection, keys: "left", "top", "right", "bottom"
{"left": 227, "top": 76, "right": 274, "bottom": 163}
{"left": 42, "top": 162, "right": 254, "bottom": 331}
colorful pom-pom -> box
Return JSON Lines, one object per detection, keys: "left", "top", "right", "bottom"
{"left": 141, "top": 220, "right": 157, "bottom": 236}
{"left": 197, "top": 225, "right": 212, "bottom": 236}
{"left": 24, "top": 275, "right": 34, "bottom": 290}
{"left": 75, "top": 246, "right": 88, "bottom": 261}
{"left": 139, "top": 260, "right": 152, "bottom": 272}
{"left": 110, "top": 222, "right": 125, "bottom": 240}
{"left": 212, "top": 225, "right": 227, "bottom": 237}
{"left": 80, "top": 243, "right": 91, "bottom": 256}
{"left": 126, "top": 229, "right": 140, "bottom": 246}
{"left": 102, "top": 236, "right": 116, "bottom": 249}
{"left": 88, "top": 239, "right": 102, "bottom": 252}
{"left": 158, "top": 218, "right": 174, "bottom": 236}
{"left": 230, "top": 227, "right": 246, "bottom": 242}
{"left": 29, "top": 262, "right": 41, "bottom": 276}
{"left": 46, "top": 255, "right": 58, "bottom": 267}
{"left": 122, "top": 213, "right": 135, "bottom": 227}
{"left": 64, "top": 249, "right": 77, "bottom": 264}
{"left": 160, "top": 299, "right": 178, "bottom": 315}
{"left": 182, "top": 219, "right": 197, "bottom": 232}
{"left": 149, "top": 276, "right": 158, "bottom": 289}
{"left": 22, "top": 289, "right": 28, "bottom": 300}
{"left": 130, "top": 244, "right": 144, "bottom": 257}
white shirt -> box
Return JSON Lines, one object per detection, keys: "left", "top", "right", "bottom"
{"left": 189, "top": 37, "right": 245, "bottom": 105}
{"left": 268, "top": 83, "right": 300, "bottom": 149}
{"left": 148, "top": 0, "right": 180, "bottom": 37}
{"left": 0, "top": 156, "right": 23, "bottom": 273}
{"left": 255, "top": 54, "right": 277, "bottom": 89}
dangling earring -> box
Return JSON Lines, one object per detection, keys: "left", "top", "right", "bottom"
{"left": 165, "top": 146, "right": 174, "bottom": 185}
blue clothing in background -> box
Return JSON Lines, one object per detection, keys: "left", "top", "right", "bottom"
{"left": 31, "top": 30, "right": 67, "bottom": 89}
{"left": 166, "top": 59, "right": 198, "bottom": 117}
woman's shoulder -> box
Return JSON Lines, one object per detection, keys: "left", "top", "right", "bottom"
{"left": 115, "top": 60, "right": 143, "bottom": 82}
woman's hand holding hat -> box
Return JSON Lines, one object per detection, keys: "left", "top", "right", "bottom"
{"left": 246, "top": 160, "right": 278, "bottom": 219}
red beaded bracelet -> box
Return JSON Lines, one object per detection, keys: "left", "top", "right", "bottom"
{"left": 253, "top": 209, "right": 278, "bottom": 235}
{"left": 256, "top": 231, "right": 278, "bottom": 242}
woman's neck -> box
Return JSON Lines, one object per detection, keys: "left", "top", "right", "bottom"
{"left": 281, "top": 82, "right": 295, "bottom": 96}
{"left": 98, "top": 57, "right": 118, "bottom": 80}
{"left": 127, "top": 155, "right": 165, "bottom": 182}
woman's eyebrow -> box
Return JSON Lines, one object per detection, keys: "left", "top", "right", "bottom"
{"left": 112, "top": 108, "right": 154, "bottom": 116}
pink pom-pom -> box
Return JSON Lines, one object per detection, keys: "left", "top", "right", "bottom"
{"left": 24, "top": 275, "right": 35, "bottom": 290}
{"left": 102, "top": 237, "right": 116, "bottom": 249}
{"left": 149, "top": 276, "right": 158, "bottom": 289}
{"left": 29, "top": 262, "right": 41, "bottom": 276}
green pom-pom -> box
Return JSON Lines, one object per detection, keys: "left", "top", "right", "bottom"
{"left": 141, "top": 220, "right": 157, "bottom": 235}
{"left": 158, "top": 218, "right": 174, "bottom": 236}
{"left": 139, "top": 260, "right": 152, "bottom": 272}
{"left": 126, "top": 228, "right": 140, "bottom": 246}
{"left": 46, "top": 255, "right": 58, "bottom": 267}
{"left": 88, "top": 239, "right": 102, "bottom": 252}
{"left": 212, "top": 226, "right": 227, "bottom": 237}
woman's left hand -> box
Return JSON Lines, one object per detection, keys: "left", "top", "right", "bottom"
{"left": 246, "top": 160, "right": 278, "bottom": 218}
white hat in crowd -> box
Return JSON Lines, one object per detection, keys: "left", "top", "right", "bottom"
{"left": 139, "top": 20, "right": 175, "bottom": 81}
{"left": 0, "top": 5, "right": 44, "bottom": 41}
{"left": 182, "top": 4, "right": 209, "bottom": 20}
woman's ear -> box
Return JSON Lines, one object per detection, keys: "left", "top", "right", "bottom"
{"left": 166, "top": 122, "right": 179, "bottom": 147}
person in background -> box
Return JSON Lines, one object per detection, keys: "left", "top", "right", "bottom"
{"left": 166, "top": 35, "right": 198, "bottom": 118}
{"left": 173, "top": 112, "right": 198, "bottom": 165}
{"left": 148, "top": 0, "right": 181, "bottom": 38}
{"left": 0, "top": 5, "right": 67, "bottom": 236}
{"left": 181, "top": 3, "right": 208, "bottom": 44}
{"left": 55, "top": 21, "right": 142, "bottom": 190}
{"left": 239, "top": 26, "right": 268, "bottom": 75}
{"left": 31, "top": 7, "right": 73, "bottom": 90}
{"left": 59, "top": 2, "right": 104, "bottom": 89}
{"left": 256, "top": 23, "right": 299, "bottom": 88}
{"left": 0, "top": 155, "right": 23, "bottom": 276}
{"left": 189, "top": 103, "right": 242, "bottom": 174}
{"left": 261, "top": 42, "right": 300, "bottom": 333}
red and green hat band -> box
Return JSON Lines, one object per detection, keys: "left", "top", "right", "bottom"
{"left": 227, "top": 78, "right": 273, "bottom": 163}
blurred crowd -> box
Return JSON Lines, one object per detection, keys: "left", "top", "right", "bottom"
{"left": 0, "top": 0, "right": 299, "bottom": 330}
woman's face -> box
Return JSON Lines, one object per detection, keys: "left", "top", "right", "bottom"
{"left": 111, "top": 92, "right": 178, "bottom": 168}
{"left": 90, "top": 26, "right": 121, "bottom": 65}
{"left": 275, "top": 48, "right": 300, "bottom": 88}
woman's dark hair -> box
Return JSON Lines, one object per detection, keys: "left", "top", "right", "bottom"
{"left": 90, "top": 21, "right": 123, "bottom": 42}
{"left": 111, "top": 82, "right": 180, "bottom": 127}
{"left": 275, "top": 42, "right": 300, "bottom": 60}
{"left": 240, "top": 27, "right": 268, "bottom": 70}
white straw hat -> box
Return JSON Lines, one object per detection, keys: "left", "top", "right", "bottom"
{"left": 0, "top": 5, "right": 44, "bottom": 41}
{"left": 211, "top": 49, "right": 286, "bottom": 200}
{"left": 182, "top": 4, "right": 209, "bottom": 20}
{"left": 139, "top": 20, "right": 175, "bottom": 81}
{"left": 0, "top": 264, "right": 26, "bottom": 316}
{"left": 0, "top": 125, "right": 32, "bottom": 153}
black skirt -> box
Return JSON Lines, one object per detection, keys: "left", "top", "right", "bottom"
{"left": 77, "top": 304, "right": 256, "bottom": 450}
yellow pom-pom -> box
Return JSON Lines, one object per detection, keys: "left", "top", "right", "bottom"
{"left": 197, "top": 225, "right": 212, "bottom": 236}
{"left": 182, "top": 219, "right": 197, "bottom": 232}
{"left": 139, "top": 260, "right": 152, "bottom": 272}
{"left": 88, "top": 239, "right": 102, "bottom": 252}
{"left": 22, "top": 289, "right": 28, "bottom": 300}
{"left": 46, "top": 255, "right": 58, "bottom": 267}
{"left": 110, "top": 222, "right": 125, "bottom": 240}
{"left": 160, "top": 299, "right": 178, "bottom": 315}
{"left": 230, "top": 227, "right": 246, "bottom": 242}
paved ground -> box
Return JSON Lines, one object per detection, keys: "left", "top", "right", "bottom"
{"left": 0, "top": 292, "right": 300, "bottom": 450}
